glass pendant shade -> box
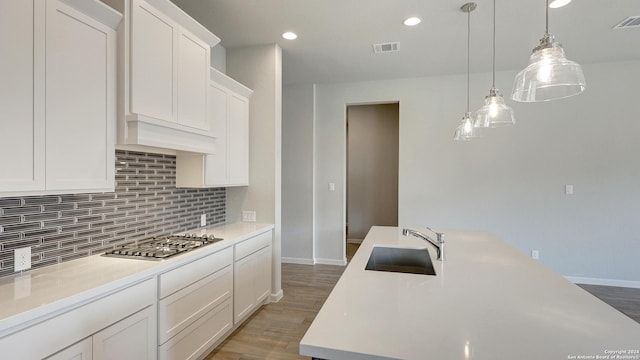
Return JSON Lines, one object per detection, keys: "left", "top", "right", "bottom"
{"left": 454, "top": 112, "right": 480, "bottom": 141}
{"left": 475, "top": 88, "right": 516, "bottom": 127}
{"left": 454, "top": 3, "right": 478, "bottom": 142}
{"left": 512, "top": 37, "right": 586, "bottom": 102}
{"left": 476, "top": 0, "right": 515, "bottom": 129}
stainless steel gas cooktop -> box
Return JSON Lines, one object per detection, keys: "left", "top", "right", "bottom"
{"left": 103, "top": 233, "right": 223, "bottom": 261}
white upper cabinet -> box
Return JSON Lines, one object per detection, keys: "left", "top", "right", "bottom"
{"left": 226, "top": 92, "right": 250, "bottom": 185}
{"left": 0, "top": 0, "right": 44, "bottom": 193}
{"left": 45, "top": 0, "right": 117, "bottom": 192}
{"left": 176, "top": 68, "right": 252, "bottom": 188}
{"left": 0, "top": 0, "right": 120, "bottom": 197}
{"left": 177, "top": 27, "right": 209, "bottom": 130}
{"left": 130, "top": 0, "right": 175, "bottom": 123}
{"left": 120, "top": 0, "right": 220, "bottom": 154}
{"left": 204, "top": 82, "right": 230, "bottom": 186}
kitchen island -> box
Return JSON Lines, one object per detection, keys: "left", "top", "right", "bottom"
{"left": 300, "top": 226, "right": 640, "bottom": 360}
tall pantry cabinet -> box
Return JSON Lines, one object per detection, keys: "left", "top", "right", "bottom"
{"left": 0, "top": 0, "right": 120, "bottom": 197}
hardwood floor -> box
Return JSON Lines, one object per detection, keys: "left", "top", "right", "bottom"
{"left": 205, "top": 244, "right": 639, "bottom": 359}
{"left": 204, "top": 263, "right": 345, "bottom": 359}
{"left": 578, "top": 284, "right": 640, "bottom": 323}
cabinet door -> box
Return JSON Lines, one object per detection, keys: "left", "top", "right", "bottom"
{"left": 158, "top": 265, "right": 232, "bottom": 344}
{"left": 45, "top": 337, "right": 92, "bottom": 360}
{"left": 177, "top": 27, "right": 209, "bottom": 130}
{"left": 227, "top": 93, "right": 249, "bottom": 185}
{"left": 204, "top": 82, "right": 229, "bottom": 185}
{"left": 93, "top": 307, "right": 155, "bottom": 360}
{"left": 254, "top": 245, "right": 272, "bottom": 304}
{"left": 233, "top": 254, "right": 255, "bottom": 323}
{"left": 45, "top": 0, "right": 115, "bottom": 191}
{"left": 131, "top": 0, "right": 176, "bottom": 122}
{"left": 0, "top": 0, "right": 45, "bottom": 193}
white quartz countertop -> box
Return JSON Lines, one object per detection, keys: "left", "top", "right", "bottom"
{"left": 300, "top": 226, "right": 640, "bottom": 360}
{"left": 0, "top": 222, "right": 273, "bottom": 337}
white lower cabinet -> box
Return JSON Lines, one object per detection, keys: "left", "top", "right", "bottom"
{"left": 158, "top": 298, "right": 232, "bottom": 360}
{"left": 93, "top": 307, "right": 156, "bottom": 360}
{"left": 233, "top": 231, "right": 273, "bottom": 323}
{"left": 46, "top": 306, "right": 155, "bottom": 360}
{"left": 0, "top": 279, "right": 156, "bottom": 360}
{"left": 1, "top": 228, "right": 276, "bottom": 360}
{"left": 157, "top": 247, "right": 234, "bottom": 360}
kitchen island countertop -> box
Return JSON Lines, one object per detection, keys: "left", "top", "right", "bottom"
{"left": 300, "top": 226, "right": 640, "bottom": 360}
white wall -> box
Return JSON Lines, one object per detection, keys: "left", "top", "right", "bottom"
{"left": 300, "top": 60, "right": 640, "bottom": 284}
{"left": 281, "top": 84, "right": 315, "bottom": 263}
{"left": 211, "top": 44, "right": 226, "bottom": 73}
{"left": 226, "top": 44, "right": 283, "bottom": 298}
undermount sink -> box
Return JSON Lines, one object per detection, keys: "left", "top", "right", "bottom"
{"left": 365, "top": 246, "right": 436, "bottom": 275}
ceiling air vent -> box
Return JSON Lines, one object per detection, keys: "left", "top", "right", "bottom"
{"left": 613, "top": 16, "right": 640, "bottom": 29}
{"left": 373, "top": 42, "right": 400, "bottom": 54}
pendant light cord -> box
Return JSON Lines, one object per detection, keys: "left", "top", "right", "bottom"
{"left": 545, "top": 0, "right": 550, "bottom": 35}
{"left": 466, "top": 8, "right": 471, "bottom": 113}
{"left": 492, "top": 0, "right": 496, "bottom": 88}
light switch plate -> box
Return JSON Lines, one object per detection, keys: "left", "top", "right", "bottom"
{"left": 565, "top": 185, "right": 574, "bottom": 195}
{"left": 200, "top": 214, "right": 207, "bottom": 227}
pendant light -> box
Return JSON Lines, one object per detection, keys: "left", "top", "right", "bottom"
{"left": 475, "top": 0, "right": 515, "bottom": 128}
{"left": 454, "top": 2, "right": 480, "bottom": 141}
{"left": 511, "top": 0, "right": 585, "bottom": 102}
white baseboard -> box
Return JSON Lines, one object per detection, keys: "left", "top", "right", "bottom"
{"left": 282, "top": 257, "right": 348, "bottom": 266}
{"left": 281, "top": 257, "right": 315, "bottom": 265}
{"left": 314, "top": 258, "right": 347, "bottom": 266}
{"left": 565, "top": 276, "right": 640, "bottom": 289}
{"left": 269, "top": 289, "right": 284, "bottom": 303}
{"left": 347, "top": 238, "right": 363, "bottom": 244}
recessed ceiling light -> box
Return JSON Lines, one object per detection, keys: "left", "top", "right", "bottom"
{"left": 282, "top": 32, "right": 297, "bottom": 40}
{"left": 403, "top": 17, "right": 421, "bottom": 26}
{"left": 549, "top": 0, "right": 571, "bottom": 8}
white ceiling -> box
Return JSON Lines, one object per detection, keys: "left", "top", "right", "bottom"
{"left": 170, "top": 0, "right": 640, "bottom": 85}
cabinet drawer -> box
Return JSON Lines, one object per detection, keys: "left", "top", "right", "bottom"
{"left": 158, "top": 264, "right": 232, "bottom": 344}
{"left": 159, "top": 246, "right": 232, "bottom": 299}
{"left": 45, "top": 337, "right": 92, "bottom": 360}
{"left": 158, "top": 298, "right": 233, "bottom": 360}
{"left": 234, "top": 231, "right": 272, "bottom": 261}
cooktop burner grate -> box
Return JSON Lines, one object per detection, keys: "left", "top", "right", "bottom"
{"left": 103, "top": 233, "right": 223, "bottom": 261}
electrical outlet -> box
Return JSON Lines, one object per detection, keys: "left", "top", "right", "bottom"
{"left": 531, "top": 250, "right": 540, "bottom": 260}
{"left": 242, "top": 210, "right": 257, "bottom": 222}
{"left": 14, "top": 247, "right": 31, "bottom": 272}
{"left": 200, "top": 214, "right": 207, "bottom": 227}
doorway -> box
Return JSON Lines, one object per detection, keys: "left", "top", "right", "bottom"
{"left": 346, "top": 103, "right": 399, "bottom": 247}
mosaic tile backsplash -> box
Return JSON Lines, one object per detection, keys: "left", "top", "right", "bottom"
{"left": 0, "top": 150, "right": 226, "bottom": 278}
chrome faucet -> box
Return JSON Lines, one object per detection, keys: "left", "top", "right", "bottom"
{"left": 402, "top": 227, "right": 445, "bottom": 261}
